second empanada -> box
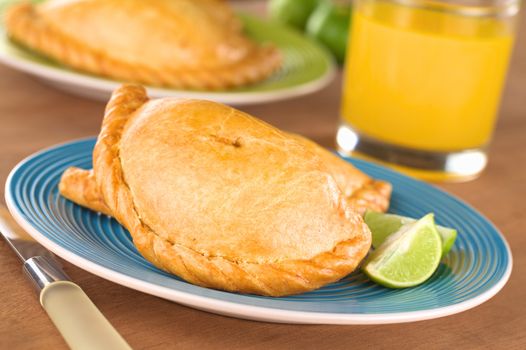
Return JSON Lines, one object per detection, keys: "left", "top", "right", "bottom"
{"left": 4, "top": 0, "right": 281, "bottom": 89}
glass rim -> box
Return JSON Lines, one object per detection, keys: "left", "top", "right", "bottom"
{"left": 362, "top": 0, "right": 521, "bottom": 17}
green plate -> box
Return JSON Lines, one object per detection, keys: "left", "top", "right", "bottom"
{"left": 0, "top": 1, "right": 335, "bottom": 104}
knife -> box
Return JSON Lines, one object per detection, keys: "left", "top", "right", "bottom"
{"left": 0, "top": 206, "right": 131, "bottom": 350}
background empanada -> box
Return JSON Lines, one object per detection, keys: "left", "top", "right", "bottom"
{"left": 4, "top": 0, "right": 281, "bottom": 89}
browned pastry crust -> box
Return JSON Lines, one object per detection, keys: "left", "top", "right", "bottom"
{"left": 59, "top": 168, "right": 112, "bottom": 216}
{"left": 60, "top": 144, "right": 391, "bottom": 218}
{"left": 59, "top": 85, "right": 391, "bottom": 296}
{"left": 4, "top": 0, "right": 281, "bottom": 89}
{"left": 290, "top": 134, "right": 391, "bottom": 214}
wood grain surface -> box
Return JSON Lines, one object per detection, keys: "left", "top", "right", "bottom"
{"left": 1, "top": 4, "right": 525, "bottom": 350}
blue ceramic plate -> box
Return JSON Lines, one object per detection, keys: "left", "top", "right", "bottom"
{"left": 5, "top": 138, "right": 512, "bottom": 324}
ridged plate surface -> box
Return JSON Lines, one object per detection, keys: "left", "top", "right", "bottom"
{"left": 5, "top": 138, "right": 512, "bottom": 324}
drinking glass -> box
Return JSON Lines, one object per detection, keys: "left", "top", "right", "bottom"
{"left": 337, "top": 0, "right": 519, "bottom": 181}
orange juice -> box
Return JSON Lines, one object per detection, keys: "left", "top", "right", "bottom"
{"left": 341, "top": 0, "right": 515, "bottom": 152}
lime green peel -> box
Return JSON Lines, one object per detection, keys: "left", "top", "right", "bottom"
{"left": 364, "top": 211, "right": 457, "bottom": 257}
{"left": 362, "top": 213, "right": 443, "bottom": 289}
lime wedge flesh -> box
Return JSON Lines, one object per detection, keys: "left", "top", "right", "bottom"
{"left": 363, "top": 213, "right": 442, "bottom": 288}
{"left": 364, "top": 211, "right": 457, "bottom": 257}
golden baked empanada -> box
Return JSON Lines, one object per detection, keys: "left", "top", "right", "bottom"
{"left": 59, "top": 85, "right": 391, "bottom": 296}
{"left": 4, "top": 0, "right": 281, "bottom": 89}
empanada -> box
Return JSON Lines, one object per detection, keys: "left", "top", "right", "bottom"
{"left": 4, "top": 0, "right": 281, "bottom": 89}
{"left": 59, "top": 85, "right": 391, "bottom": 296}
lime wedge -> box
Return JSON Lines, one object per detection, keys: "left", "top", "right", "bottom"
{"left": 364, "top": 211, "right": 457, "bottom": 256}
{"left": 362, "top": 213, "right": 442, "bottom": 288}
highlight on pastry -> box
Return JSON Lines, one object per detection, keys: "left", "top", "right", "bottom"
{"left": 4, "top": 0, "right": 282, "bottom": 90}
{"left": 58, "top": 84, "right": 392, "bottom": 296}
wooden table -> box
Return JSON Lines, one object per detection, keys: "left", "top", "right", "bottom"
{"left": 1, "top": 9, "right": 525, "bottom": 350}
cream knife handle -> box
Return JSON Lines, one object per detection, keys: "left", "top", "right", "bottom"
{"left": 23, "top": 257, "right": 131, "bottom": 350}
{"left": 40, "top": 281, "right": 131, "bottom": 350}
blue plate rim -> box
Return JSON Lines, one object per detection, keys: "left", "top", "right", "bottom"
{"left": 4, "top": 137, "right": 513, "bottom": 324}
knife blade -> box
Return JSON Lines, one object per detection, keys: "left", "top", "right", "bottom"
{"left": 0, "top": 207, "right": 57, "bottom": 262}
{"left": 0, "top": 206, "right": 131, "bottom": 350}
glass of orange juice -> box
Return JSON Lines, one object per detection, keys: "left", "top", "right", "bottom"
{"left": 337, "top": 0, "right": 519, "bottom": 181}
